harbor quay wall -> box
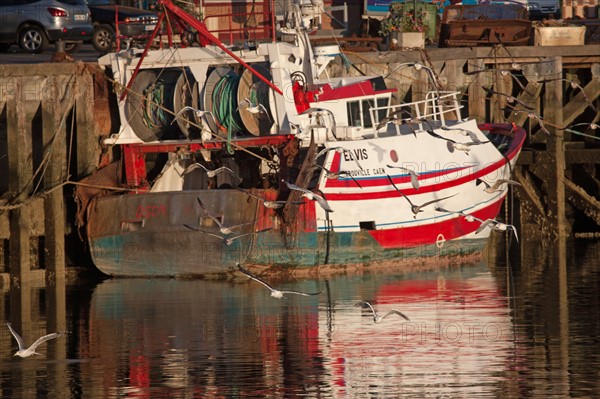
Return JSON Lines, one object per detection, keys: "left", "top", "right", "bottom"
{"left": 0, "top": 45, "right": 599, "bottom": 285}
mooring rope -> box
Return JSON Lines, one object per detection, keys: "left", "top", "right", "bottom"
{"left": 564, "top": 128, "right": 600, "bottom": 141}
{"left": 0, "top": 181, "right": 137, "bottom": 211}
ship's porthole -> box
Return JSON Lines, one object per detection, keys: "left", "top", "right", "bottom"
{"left": 390, "top": 149, "right": 398, "bottom": 163}
{"left": 436, "top": 233, "right": 445, "bottom": 248}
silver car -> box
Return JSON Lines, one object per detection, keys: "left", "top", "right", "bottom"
{"left": 0, "top": 0, "right": 93, "bottom": 54}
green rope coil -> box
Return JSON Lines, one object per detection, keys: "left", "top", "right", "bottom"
{"left": 212, "top": 74, "right": 245, "bottom": 135}
{"left": 142, "top": 81, "right": 170, "bottom": 129}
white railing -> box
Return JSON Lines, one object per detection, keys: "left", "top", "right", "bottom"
{"left": 370, "top": 91, "right": 464, "bottom": 132}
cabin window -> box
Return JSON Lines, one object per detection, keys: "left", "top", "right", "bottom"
{"left": 347, "top": 101, "right": 360, "bottom": 127}
{"left": 348, "top": 97, "right": 390, "bottom": 128}
{"left": 362, "top": 99, "right": 375, "bottom": 128}
{"left": 359, "top": 221, "right": 376, "bottom": 230}
{"left": 377, "top": 98, "right": 389, "bottom": 123}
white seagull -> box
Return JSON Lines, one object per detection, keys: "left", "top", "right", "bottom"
{"left": 386, "top": 164, "right": 420, "bottom": 190}
{"left": 476, "top": 219, "right": 519, "bottom": 242}
{"left": 180, "top": 163, "right": 242, "bottom": 182}
{"left": 482, "top": 86, "right": 534, "bottom": 110}
{"left": 387, "top": 177, "right": 456, "bottom": 218}
{"left": 440, "top": 125, "right": 484, "bottom": 143}
{"left": 315, "top": 165, "right": 362, "bottom": 189}
{"left": 184, "top": 225, "right": 272, "bottom": 246}
{"left": 434, "top": 206, "right": 482, "bottom": 223}
{"left": 375, "top": 108, "right": 417, "bottom": 135}
{"left": 283, "top": 180, "right": 334, "bottom": 213}
{"left": 315, "top": 147, "right": 363, "bottom": 170}
{"left": 476, "top": 178, "right": 522, "bottom": 193}
{"left": 508, "top": 110, "right": 551, "bottom": 136}
{"left": 566, "top": 122, "right": 598, "bottom": 131}
{"left": 434, "top": 207, "right": 518, "bottom": 241}
{"left": 315, "top": 146, "right": 344, "bottom": 160}
{"left": 237, "top": 264, "right": 324, "bottom": 299}
{"left": 426, "top": 129, "right": 490, "bottom": 155}
{"left": 354, "top": 301, "right": 410, "bottom": 323}
{"left": 171, "top": 106, "right": 213, "bottom": 124}
{"left": 541, "top": 78, "right": 597, "bottom": 113}
{"left": 235, "top": 187, "right": 304, "bottom": 209}
{"left": 7, "top": 322, "right": 65, "bottom": 358}
{"left": 193, "top": 197, "right": 259, "bottom": 235}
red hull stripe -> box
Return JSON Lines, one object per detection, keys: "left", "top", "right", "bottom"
{"left": 365, "top": 196, "right": 504, "bottom": 248}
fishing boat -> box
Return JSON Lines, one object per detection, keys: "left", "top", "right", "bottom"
{"left": 80, "top": 0, "right": 526, "bottom": 277}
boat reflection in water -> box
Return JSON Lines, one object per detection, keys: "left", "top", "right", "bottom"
{"left": 86, "top": 261, "right": 514, "bottom": 397}
{"left": 3, "top": 242, "right": 599, "bottom": 397}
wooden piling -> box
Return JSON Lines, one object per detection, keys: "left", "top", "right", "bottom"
{"left": 6, "top": 79, "right": 33, "bottom": 285}
{"left": 543, "top": 57, "right": 567, "bottom": 238}
{"left": 0, "top": 63, "right": 102, "bottom": 286}
{"left": 467, "top": 59, "right": 486, "bottom": 123}
{"left": 42, "top": 75, "right": 68, "bottom": 282}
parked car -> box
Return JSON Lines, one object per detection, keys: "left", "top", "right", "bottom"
{"left": 85, "top": 0, "right": 159, "bottom": 53}
{"left": 0, "top": 0, "right": 93, "bottom": 54}
{"left": 523, "top": 0, "right": 560, "bottom": 20}
{"left": 438, "top": 3, "right": 533, "bottom": 47}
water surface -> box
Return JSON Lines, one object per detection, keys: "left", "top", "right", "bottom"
{"left": 1, "top": 241, "right": 599, "bottom": 398}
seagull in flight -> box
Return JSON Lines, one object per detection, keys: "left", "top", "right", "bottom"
{"left": 436, "top": 207, "right": 518, "bottom": 241}
{"left": 315, "top": 165, "right": 362, "bottom": 189}
{"left": 6, "top": 322, "right": 65, "bottom": 358}
{"left": 482, "top": 86, "right": 534, "bottom": 110}
{"left": 171, "top": 106, "right": 214, "bottom": 124}
{"left": 466, "top": 68, "right": 527, "bottom": 91}
{"left": 476, "top": 178, "right": 522, "bottom": 193}
{"left": 180, "top": 163, "right": 242, "bottom": 182}
{"left": 386, "top": 164, "right": 420, "bottom": 190}
{"left": 475, "top": 219, "right": 519, "bottom": 242}
{"left": 435, "top": 207, "right": 517, "bottom": 242}
{"left": 354, "top": 301, "right": 410, "bottom": 323}
{"left": 505, "top": 109, "right": 551, "bottom": 135}
{"left": 375, "top": 109, "right": 418, "bottom": 136}
{"left": 398, "top": 192, "right": 457, "bottom": 219}
{"left": 315, "top": 146, "right": 344, "bottom": 160}
{"left": 440, "top": 125, "right": 484, "bottom": 143}
{"left": 566, "top": 122, "right": 598, "bottom": 131}
{"left": 184, "top": 225, "right": 272, "bottom": 246}
{"left": 282, "top": 180, "right": 334, "bottom": 213}
{"left": 434, "top": 206, "right": 482, "bottom": 223}
{"left": 238, "top": 98, "right": 272, "bottom": 121}
{"left": 237, "top": 264, "right": 324, "bottom": 299}
{"left": 235, "top": 187, "right": 303, "bottom": 209}
{"left": 315, "top": 147, "right": 363, "bottom": 170}
{"left": 540, "top": 78, "right": 597, "bottom": 113}
{"left": 193, "top": 197, "right": 259, "bottom": 235}
{"left": 386, "top": 177, "right": 456, "bottom": 218}
{"left": 426, "top": 129, "right": 489, "bottom": 155}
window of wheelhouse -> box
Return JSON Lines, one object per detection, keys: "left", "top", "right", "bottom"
{"left": 347, "top": 101, "right": 360, "bottom": 127}
{"left": 376, "top": 97, "right": 389, "bottom": 123}
{"left": 347, "top": 97, "right": 390, "bottom": 128}
{"left": 362, "top": 99, "right": 375, "bottom": 128}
